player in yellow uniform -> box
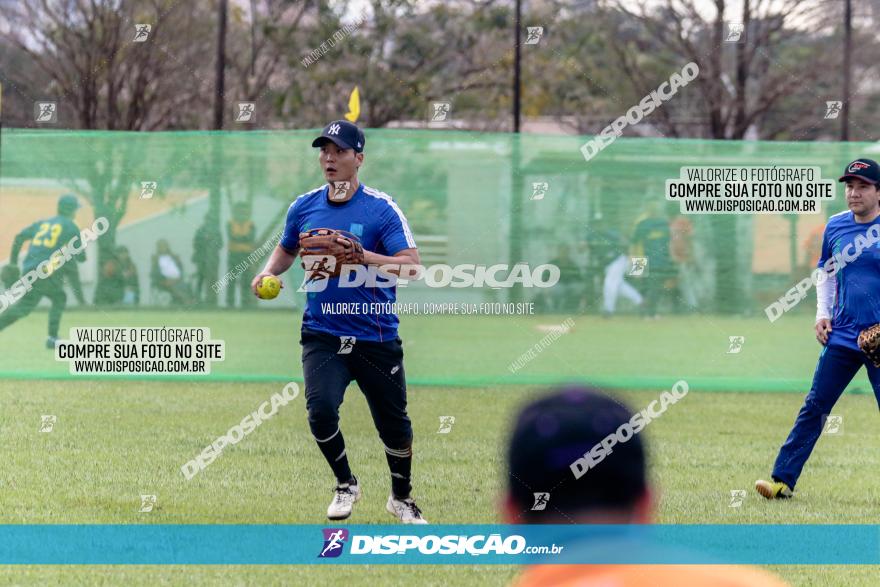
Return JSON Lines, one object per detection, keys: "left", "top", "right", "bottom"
{"left": 226, "top": 202, "right": 257, "bottom": 307}
{"left": 0, "top": 195, "right": 85, "bottom": 348}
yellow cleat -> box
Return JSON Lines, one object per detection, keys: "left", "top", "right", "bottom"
{"left": 755, "top": 479, "right": 793, "bottom": 499}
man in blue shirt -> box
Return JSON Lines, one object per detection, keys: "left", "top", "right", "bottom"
{"left": 756, "top": 158, "right": 880, "bottom": 499}
{"left": 252, "top": 121, "right": 426, "bottom": 523}
{"left": 0, "top": 194, "right": 86, "bottom": 348}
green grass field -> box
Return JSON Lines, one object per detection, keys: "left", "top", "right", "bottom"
{"left": 1, "top": 309, "right": 879, "bottom": 585}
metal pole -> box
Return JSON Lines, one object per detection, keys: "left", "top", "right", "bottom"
{"left": 250, "top": 0, "right": 257, "bottom": 77}
{"left": 510, "top": 0, "right": 524, "bottom": 302}
{"left": 204, "top": 0, "right": 228, "bottom": 306}
{"left": 214, "top": 0, "right": 228, "bottom": 130}
{"left": 842, "top": 0, "right": 851, "bottom": 141}
{"left": 513, "top": 0, "right": 522, "bottom": 133}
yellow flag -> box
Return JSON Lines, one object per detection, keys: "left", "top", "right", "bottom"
{"left": 345, "top": 86, "right": 360, "bottom": 122}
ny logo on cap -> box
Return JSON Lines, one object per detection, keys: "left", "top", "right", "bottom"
{"left": 328, "top": 123, "right": 341, "bottom": 135}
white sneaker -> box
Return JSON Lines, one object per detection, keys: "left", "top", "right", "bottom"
{"left": 327, "top": 480, "right": 361, "bottom": 520}
{"left": 386, "top": 494, "right": 428, "bottom": 524}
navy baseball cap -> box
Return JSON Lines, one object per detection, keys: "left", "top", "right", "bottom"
{"left": 839, "top": 158, "right": 880, "bottom": 185}
{"left": 57, "top": 194, "right": 80, "bottom": 212}
{"left": 312, "top": 120, "right": 365, "bottom": 153}
{"left": 506, "top": 385, "right": 647, "bottom": 519}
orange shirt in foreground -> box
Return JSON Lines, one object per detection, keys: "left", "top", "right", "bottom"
{"left": 513, "top": 564, "right": 790, "bottom": 587}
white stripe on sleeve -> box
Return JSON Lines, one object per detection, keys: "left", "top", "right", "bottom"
{"left": 363, "top": 186, "right": 417, "bottom": 249}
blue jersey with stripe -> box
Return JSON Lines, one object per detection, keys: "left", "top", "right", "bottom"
{"left": 280, "top": 183, "right": 417, "bottom": 342}
{"left": 20, "top": 215, "right": 81, "bottom": 273}
{"left": 818, "top": 210, "right": 880, "bottom": 351}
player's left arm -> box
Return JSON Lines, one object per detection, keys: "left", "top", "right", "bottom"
{"left": 369, "top": 200, "right": 420, "bottom": 276}
{"left": 815, "top": 224, "right": 834, "bottom": 344}
{"left": 9, "top": 223, "right": 39, "bottom": 265}
{"left": 364, "top": 248, "right": 420, "bottom": 275}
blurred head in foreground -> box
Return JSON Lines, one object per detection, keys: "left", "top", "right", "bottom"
{"left": 503, "top": 386, "right": 792, "bottom": 587}
{"left": 503, "top": 385, "right": 652, "bottom": 524}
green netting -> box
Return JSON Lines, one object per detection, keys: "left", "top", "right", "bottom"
{"left": 0, "top": 129, "right": 875, "bottom": 394}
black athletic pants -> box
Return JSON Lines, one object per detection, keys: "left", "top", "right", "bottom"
{"left": 0, "top": 272, "right": 67, "bottom": 338}
{"left": 300, "top": 328, "right": 413, "bottom": 496}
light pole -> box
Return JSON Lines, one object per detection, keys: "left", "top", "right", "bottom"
{"left": 514, "top": 0, "right": 522, "bottom": 133}
{"left": 842, "top": 0, "right": 851, "bottom": 141}
{"left": 510, "top": 0, "right": 524, "bottom": 303}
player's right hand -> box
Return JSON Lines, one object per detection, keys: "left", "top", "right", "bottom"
{"left": 815, "top": 318, "right": 832, "bottom": 345}
{"left": 251, "top": 271, "right": 279, "bottom": 297}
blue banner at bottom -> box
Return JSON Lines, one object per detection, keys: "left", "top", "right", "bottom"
{"left": 0, "top": 524, "right": 878, "bottom": 565}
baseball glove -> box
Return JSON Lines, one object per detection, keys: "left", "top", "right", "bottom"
{"left": 1, "top": 264, "right": 21, "bottom": 288}
{"left": 858, "top": 323, "right": 880, "bottom": 367}
{"left": 298, "top": 228, "right": 365, "bottom": 278}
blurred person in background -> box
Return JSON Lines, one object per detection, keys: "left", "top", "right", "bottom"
{"left": 669, "top": 211, "right": 698, "bottom": 312}
{"left": 587, "top": 227, "right": 643, "bottom": 317}
{"left": 226, "top": 202, "right": 257, "bottom": 308}
{"left": 0, "top": 194, "right": 86, "bottom": 348}
{"left": 95, "top": 246, "right": 139, "bottom": 306}
{"left": 192, "top": 218, "right": 222, "bottom": 304}
{"left": 632, "top": 202, "right": 676, "bottom": 318}
{"left": 151, "top": 239, "right": 190, "bottom": 305}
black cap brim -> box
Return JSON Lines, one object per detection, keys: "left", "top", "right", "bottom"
{"left": 838, "top": 174, "right": 879, "bottom": 184}
{"left": 311, "top": 136, "right": 356, "bottom": 151}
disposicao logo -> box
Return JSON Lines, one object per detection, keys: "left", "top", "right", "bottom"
{"left": 319, "top": 528, "right": 349, "bottom": 558}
